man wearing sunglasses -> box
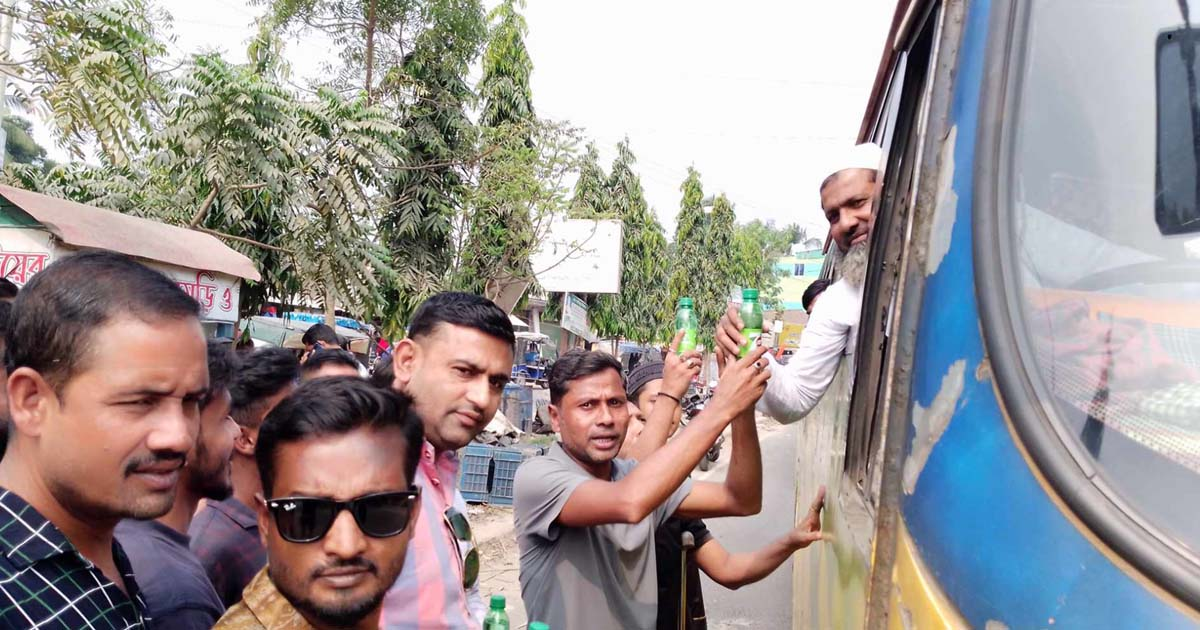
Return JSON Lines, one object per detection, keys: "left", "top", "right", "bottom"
{"left": 215, "top": 377, "right": 424, "bottom": 630}
{"left": 116, "top": 339, "right": 241, "bottom": 629}
{"left": 383, "top": 292, "right": 515, "bottom": 629}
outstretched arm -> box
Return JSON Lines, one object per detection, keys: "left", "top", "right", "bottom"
{"left": 694, "top": 487, "right": 826, "bottom": 590}
{"left": 627, "top": 332, "right": 702, "bottom": 461}
{"left": 556, "top": 348, "right": 771, "bottom": 528}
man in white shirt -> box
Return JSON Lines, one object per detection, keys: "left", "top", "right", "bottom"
{"left": 716, "top": 143, "right": 882, "bottom": 424}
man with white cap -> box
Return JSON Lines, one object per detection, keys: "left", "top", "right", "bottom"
{"left": 715, "top": 142, "right": 883, "bottom": 423}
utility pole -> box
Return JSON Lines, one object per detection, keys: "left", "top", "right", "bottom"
{"left": 0, "top": 0, "right": 18, "bottom": 170}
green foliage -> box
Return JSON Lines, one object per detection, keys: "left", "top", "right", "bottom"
{"left": 567, "top": 142, "right": 613, "bottom": 219}
{"left": 457, "top": 0, "right": 560, "bottom": 303}
{"left": 18, "top": 0, "right": 168, "bottom": 165}
{"left": 668, "top": 167, "right": 711, "bottom": 342}
{"left": 478, "top": 0, "right": 534, "bottom": 129}
{"left": 457, "top": 119, "right": 579, "bottom": 298}
{"left": 587, "top": 139, "right": 670, "bottom": 343}
{"left": 732, "top": 219, "right": 803, "bottom": 308}
{"left": 693, "top": 193, "right": 737, "bottom": 345}
{"left": 290, "top": 87, "right": 405, "bottom": 318}
{"left": 378, "top": 11, "right": 485, "bottom": 335}
{"left": 3, "top": 116, "right": 49, "bottom": 167}
{"left": 150, "top": 48, "right": 308, "bottom": 314}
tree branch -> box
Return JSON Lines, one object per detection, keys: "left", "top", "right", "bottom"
{"left": 193, "top": 227, "right": 294, "bottom": 253}
{"left": 188, "top": 183, "right": 269, "bottom": 228}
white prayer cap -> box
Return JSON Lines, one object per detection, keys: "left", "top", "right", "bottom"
{"left": 825, "top": 142, "right": 883, "bottom": 180}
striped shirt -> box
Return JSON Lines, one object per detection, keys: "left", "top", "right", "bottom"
{"left": 0, "top": 488, "right": 148, "bottom": 629}
{"left": 380, "top": 442, "right": 484, "bottom": 629}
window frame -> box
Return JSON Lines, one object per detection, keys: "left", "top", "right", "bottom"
{"left": 974, "top": 0, "right": 1200, "bottom": 610}
{"left": 843, "top": 0, "right": 941, "bottom": 504}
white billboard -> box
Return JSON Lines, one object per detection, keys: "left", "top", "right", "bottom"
{"left": 531, "top": 219, "right": 622, "bottom": 294}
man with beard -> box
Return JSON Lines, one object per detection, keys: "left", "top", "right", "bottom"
{"left": 117, "top": 339, "right": 241, "bottom": 629}
{"left": 191, "top": 347, "right": 300, "bottom": 608}
{"left": 0, "top": 251, "right": 207, "bottom": 628}
{"left": 716, "top": 142, "right": 882, "bottom": 423}
{"left": 214, "top": 377, "right": 423, "bottom": 630}
{"left": 381, "top": 292, "right": 515, "bottom": 629}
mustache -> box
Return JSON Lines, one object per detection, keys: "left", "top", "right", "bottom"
{"left": 123, "top": 452, "right": 186, "bottom": 477}
{"left": 311, "top": 557, "right": 378, "bottom": 579}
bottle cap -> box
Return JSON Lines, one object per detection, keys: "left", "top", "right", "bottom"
{"left": 742, "top": 288, "right": 759, "bottom": 300}
{"left": 678, "top": 297, "right": 694, "bottom": 308}
{"left": 530, "top": 624, "right": 550, "bottom": 630}
{"left": 489, "top": 594, "right": 506, "bottom": 610}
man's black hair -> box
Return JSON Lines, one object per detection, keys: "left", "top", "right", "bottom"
{"left": 301, "top": 347, "right": 361, "bottom": 376}
{"left": 231, "top": 347, "right": 300, "bottom": 427}
{"left": 202, "top": 339, "right": 241, "bottom": 409}
{"left": 802, "top": 279, "right": 832, "bottom": 314}
{"left": 0, "top": 302, "right": 12, "bottom": 337}
{"left": 548, "top": 350, "right": 624, "bottom": 405}
{"left": 0, "top": 278, "right": 18, "bottom": 301}
{"left": 370, "top": 354, "right": 394, "bottom": 390}
{"left": 5, "top": 250, "right": 200, "bottom": 390}
{"left": 408, "top": 292, "right": 515, "bottom": 347}
{"left": 301, "top": 323, "right": 342, "bottom": 348}
{"left": 255, "top": 377, "right": 424, "bottom": 497}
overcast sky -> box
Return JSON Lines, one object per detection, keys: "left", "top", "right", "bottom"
{"left": 35, "top": 0, "right": 895, "bottom": 236}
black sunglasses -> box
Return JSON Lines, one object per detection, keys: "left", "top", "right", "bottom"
{"left": 266, "top": 489, "right": 420, "bottom": 543}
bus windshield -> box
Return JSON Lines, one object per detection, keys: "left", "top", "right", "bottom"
{"left": 1010, "top": 1, "right": 1200, "bottom": 559}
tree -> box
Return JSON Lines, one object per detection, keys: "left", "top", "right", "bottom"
{"left": 7, "top": 0, "right": 168, "bottom": 165}
{"left": 458, "top": 0, "right": 556, "bottom": 302}
{"left": 669, "top": 167, "right": 711, "bottom": 342}
{"left": 259, "top": 0, "right": 486, "bottom": 107}
{"left": 377, "top": 14, "right": 485, "bottom": 334}
{"left": 3, "top": 116, "right": 49, "bottom": 167}
{"left": 587, "top": 139, "right": 670, "bottom": 343}
{"left": 457, "top": 119, "right": 579, "bottom": 300}
{"left": 290, "top": 87, "right": 405, "bottom": 325}
{"left": 567, "top": 142, "right": 612, "bottom": 219}
{"left": 696, "top": 193, "right": 737, "bottom": 342}
{"left": 151, "top": 44, "right": 309, "bottom": 316}
{"left": 477, "top": 0, "right": 533, "bottom": 130}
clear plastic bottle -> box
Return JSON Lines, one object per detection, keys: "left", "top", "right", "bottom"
{"left": 482, "top": 595, "right": 509, "bottom": 630}
{"left": 739, "top": 288, "right": 763, "bottom": 358}
{"left": 675, "top": 297, "right": 699, "bottom": 353}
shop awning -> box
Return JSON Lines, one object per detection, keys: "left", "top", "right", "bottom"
{"left": 0, "top": 185, "right": 261, "bottom": 281}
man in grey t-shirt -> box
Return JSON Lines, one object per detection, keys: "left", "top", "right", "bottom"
{"left": 515, "top": 348, "right": 772, "bottom": 629}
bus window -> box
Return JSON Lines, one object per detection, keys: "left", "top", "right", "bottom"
{"left": 845, "top": 2, "right": 939, "bottom": 498}
{"left": 1008, "top": 1, "right": 1200, "bottom": 562}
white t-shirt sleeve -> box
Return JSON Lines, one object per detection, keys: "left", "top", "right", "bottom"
{"left": 758, "top": 280, "right": 860, "bottom": 424}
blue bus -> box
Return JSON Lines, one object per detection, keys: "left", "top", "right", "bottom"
{"left": 792, "top": 1, "right": 1200, "bottom": 627}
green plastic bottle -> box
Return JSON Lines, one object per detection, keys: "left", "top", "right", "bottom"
{"left": 529, "top": 624, "right": 550, "bottom": 630}
{"left": 739, "top": 288, "right": 763, "bottom": 358}
{"left": 675, "top": 297, "right": 699, "bottom": 353}
{"left": 483, "top": 595, "right": 509, "bottom": 630}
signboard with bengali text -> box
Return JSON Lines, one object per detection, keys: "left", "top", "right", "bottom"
{"left": 0, "top": 227, "right": 242, "bottom": 323}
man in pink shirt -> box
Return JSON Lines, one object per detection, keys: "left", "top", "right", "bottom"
{"left": 381, "top": 292, "right": 515, "bottom": 629}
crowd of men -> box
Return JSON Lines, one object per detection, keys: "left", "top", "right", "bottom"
{"left": 0, "top": 141, "right": 880, "bottom": 629}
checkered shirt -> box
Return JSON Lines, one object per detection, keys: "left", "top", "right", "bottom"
{"left": 0, "top": 488, "right": 148, "bottom": 629}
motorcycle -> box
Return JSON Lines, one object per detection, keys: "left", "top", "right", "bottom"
{"left": 680, "top": 382, "right": 722, "bottom": 471}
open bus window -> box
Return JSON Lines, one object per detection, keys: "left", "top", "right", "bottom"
{"left": 1010, "top": 1, "right": 1200, "bottom": 562}
{"left": 1157, "top": 27, "right": 1200, "bottom": 236}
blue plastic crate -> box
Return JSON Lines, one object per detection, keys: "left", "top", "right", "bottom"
{"left": 488, "top": 448, "right": 525, "bottom": 506}
{"left": 501, "top": 385, "right": 535, "bottom": 432}
{"left": 457, "top": 444, "right": 493, "bottom": 503}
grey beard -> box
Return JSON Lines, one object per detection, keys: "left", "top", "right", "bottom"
{"left": 840, "top": 241, "right": 870, "bottom": 287}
